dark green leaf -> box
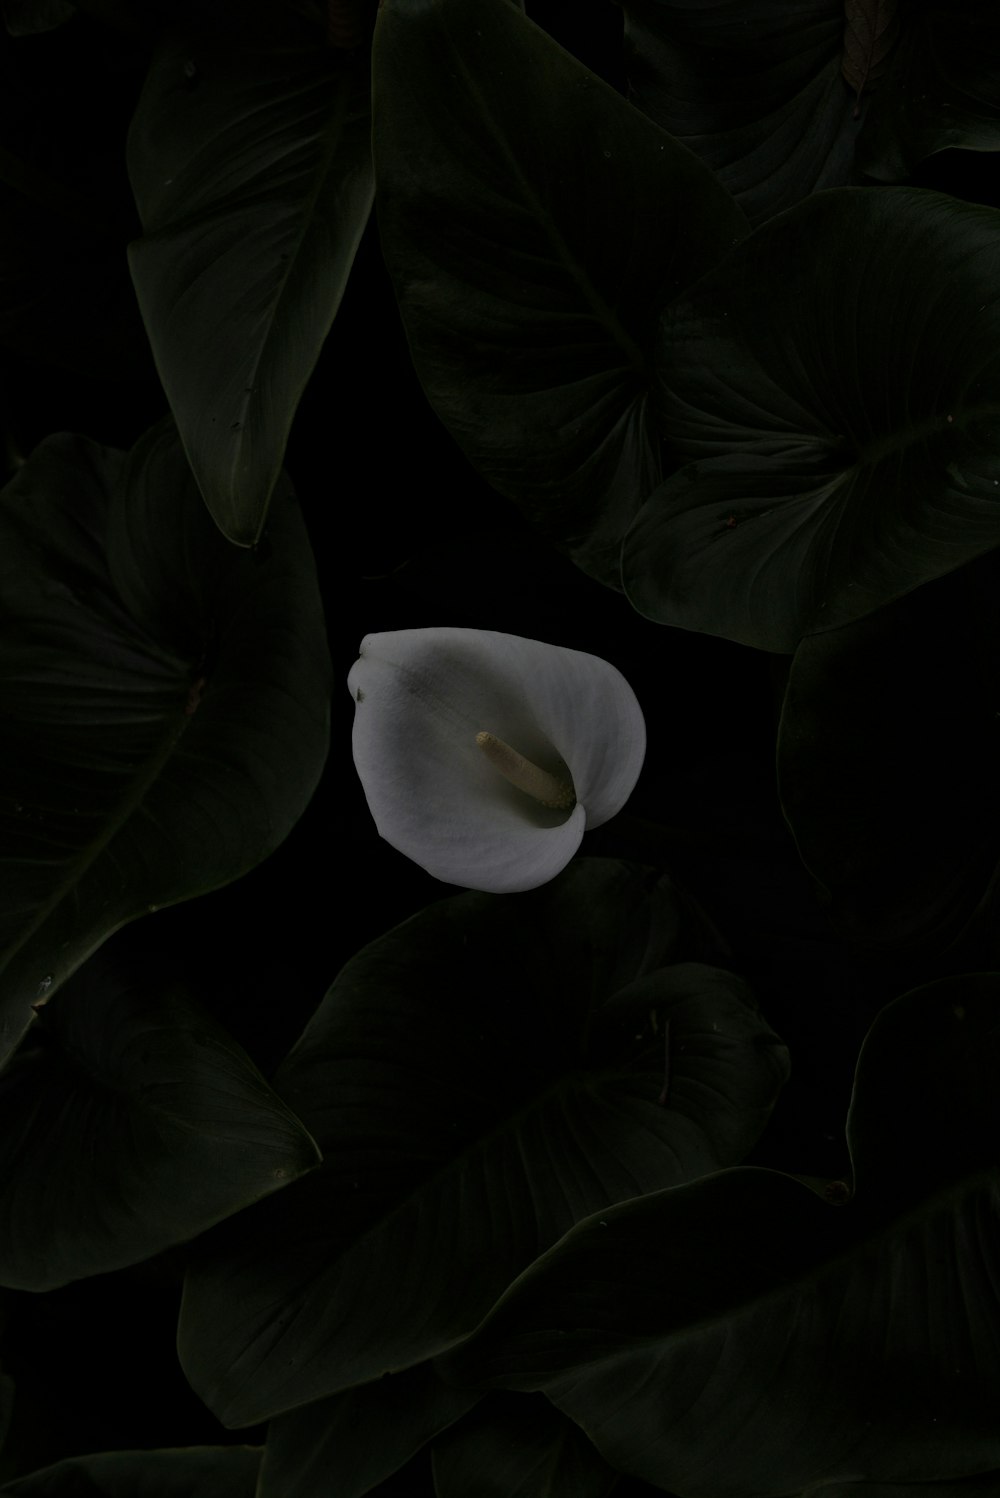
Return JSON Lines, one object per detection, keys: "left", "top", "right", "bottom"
{"left": 127, "top": 37, "right": 373, "bottom": 544}
{"left": 806, "top": 1476, "right": 1000, "bottom": 1497}
{"left": 432, "top": 1392, "right": 619, "bottom": 1498}
{"left": 841, "top": 0, "right": 899, "bottom": 106}
{"left": 777, "top": 555, "right": 1000, "bottom": 950}
{"left": 0, "top": 959, "right": 320, "bottom": 1291}
{"left": 373, "top": 0, "right": 747, "bottom": 588}
{"left": 621, "top": 0, "right": 856, "bottom": 227}
{"left": 2, "top": 0, "right": 75, "bottom": 35}
{"left": 621, "top": 3, "right": 1000, "bottom": 226}
{"left": 178, "top": 860, "right": 788, "bottom": 1425}
{"left": 439, "top": 974, "right": 1000, "bottom": 1494}
{"left": 0, "top": 419, "right": 330, "bottom": 1067}
{"left": 0, "top": 1446, "right": 261, "bottom": 1497}
{"left": 258, "top": 1365, "right": 478, "bottom": 1498}
{"left": 857, "top": 5, "right": 1000, "bottom": 181}
{"left": 624, "top": 187, "right": 1000, "bottom": 651}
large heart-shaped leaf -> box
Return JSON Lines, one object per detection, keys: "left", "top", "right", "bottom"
{"left": 258, "top": 1366, "right": 478, "bottom": 1498}
{"left": 621, "top": 0, "right": 857, "bottom": 227}
{"left": 621, "top": 3, "right": 1000, "bottom": 228}
{"left": 623, "top": 187, "right": 1000, "bottom": 652}
{"left": 777, "top": 554, "right": 1000, "bottom": 951}
{"left": 438, "top": 974, "right": 1000, "bottom": 1494}
{"left": 128, "top": 35, "right": 373, "bottom": 544}
{"left": 178, "top": 859, "right": 789, "bottom": 1425}
{"left": 0, "top": 420, "right": 330, "bottom": 1067}
{"left": 373, "top": 0, "right": 747, "bottom": 588}
{"left": 0, "top": 957, "right": 320, "bottom": 1291}
{"left": 0, "top": 1446, "right": 262, "bottom": 1497}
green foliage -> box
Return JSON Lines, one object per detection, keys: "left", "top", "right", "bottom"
{"left": 258, "top": 1366, "right": 478, "bottom": 1498}
{"left": 1, "top": 0, "right": 1000, "bottom": 1492}
{"left": 0, "top": 956, "right": 321, "bottom": 1291}
{"left": 128, "top": 35, "right": 373, "bottom": 544}
{"left": 624, "top": 187, "right": 1000, "bottom": 650}
{"left": 2, "top": 0, "right": 75, "bottom": 36}
{"left": 0, "top": 1446, "right": 261, "bottom": 1496}
{"left": 373, "top": 0, "right": 748, "bottom": 587}
{"left": 438, "top": 975, "right": 1000, "bottom": 1492}
{"left": 0, "top": 419, "right": 331, "bottom": 1065}
{"left": 620, "top": 0, "right": 1000, "bottom": 222}
{"left": 178, "top": 860, "right": 788, "bottom": 1426}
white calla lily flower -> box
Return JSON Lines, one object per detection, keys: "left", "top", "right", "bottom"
{"left": 348, "top": 628, "right": 646, "bottom": 892}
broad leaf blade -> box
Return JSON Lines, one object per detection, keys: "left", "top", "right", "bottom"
{"left": 2, "top": 0, "right": 75, "bottom": 35}
{"left": 0, "top": 1446, "right": 261, "bottom": 1497}
{"left": 841, "top": 0, "right": 899, "bottom": 105}
{"left": 128, "top": 36, "right": 373, "bottom": 544}
{"left": 0, "top": 421, "right": 330, "bottom": 1066}
{"left": 807, "top": 1477, "right": 1000, "bottom": 1497}
{"left": 624, "top": 187, "right": 1000, "bottom": 651}
{"left": 621, "top": 3, "right": 1000, "bottom": 226}
{"left": 374, "top": 0, "right": 747, "bottom": 588}
{"left": 858, "top": 5, "right": 1000, "bottom": 180}
{"left": 440, "top": 975, "right": 1000, "bottom": 1494}
{"left": 621, "top": 0, "right": 856, "bottom": 227}
{"left": 432, "top": 1392, "right": 620, "bottom": 1498}
{"left": 178, "top": 860, "right": 788, "bottom": 1425}
{"left": 258, "top": 1366, "right": 478, "bottom": 1498}
{"left": 0, "top": 959, "right": 320, "bottom": 1291}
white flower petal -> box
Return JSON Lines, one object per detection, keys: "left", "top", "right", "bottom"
{"left": 348, "top": 628, "right": 645, "bottom": 893}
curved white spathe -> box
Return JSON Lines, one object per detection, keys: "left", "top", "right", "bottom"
{"left": 348, "top": 628, "right": 646, "bottom": 893}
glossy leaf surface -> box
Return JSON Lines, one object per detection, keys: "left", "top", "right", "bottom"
{"left": 624, "top": 187, "right": 1000, "bottom": 651}
{"left": 0, "top": 961, "right": 320, "bottom": 1291}
{"left": 258, "top": 1366, "right": 478, "bottom": 1498}
{"left": 0, "top": 420, "right": 331, "bottom": 1066}
{"left": 178, "top": 860, "right": 788, "bottom": 1425}
{"left": 621, "top": 2, "right": 1000, "bottom": 225}
{"left": 440, "top": 975, "right": 1000, "bottom": 1494}
{"left": 128, "top": 36, "right": 373, "bottom": 544}
{"left": 374, "top": 0, "right": 747, "bottom": 586}
{"left": 621, "top": 0, "right": 855, "bottom": 226}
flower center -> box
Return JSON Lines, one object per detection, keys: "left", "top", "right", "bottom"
{"left": 475, "top": 731, "right": 576, "bottom": 810}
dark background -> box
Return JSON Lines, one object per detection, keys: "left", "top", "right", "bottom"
{"left": 1, "top": 1, "right": 999, "bottom": 1488}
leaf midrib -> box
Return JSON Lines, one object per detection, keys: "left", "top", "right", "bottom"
{"left": 0, "top": 704, "right": 196, "bottom": 988}
{"left": 853, "top": 397, "right": 1000, "bottom": 467}
{"left": 425, "top": 10, "right": 650, "bottom": 380}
